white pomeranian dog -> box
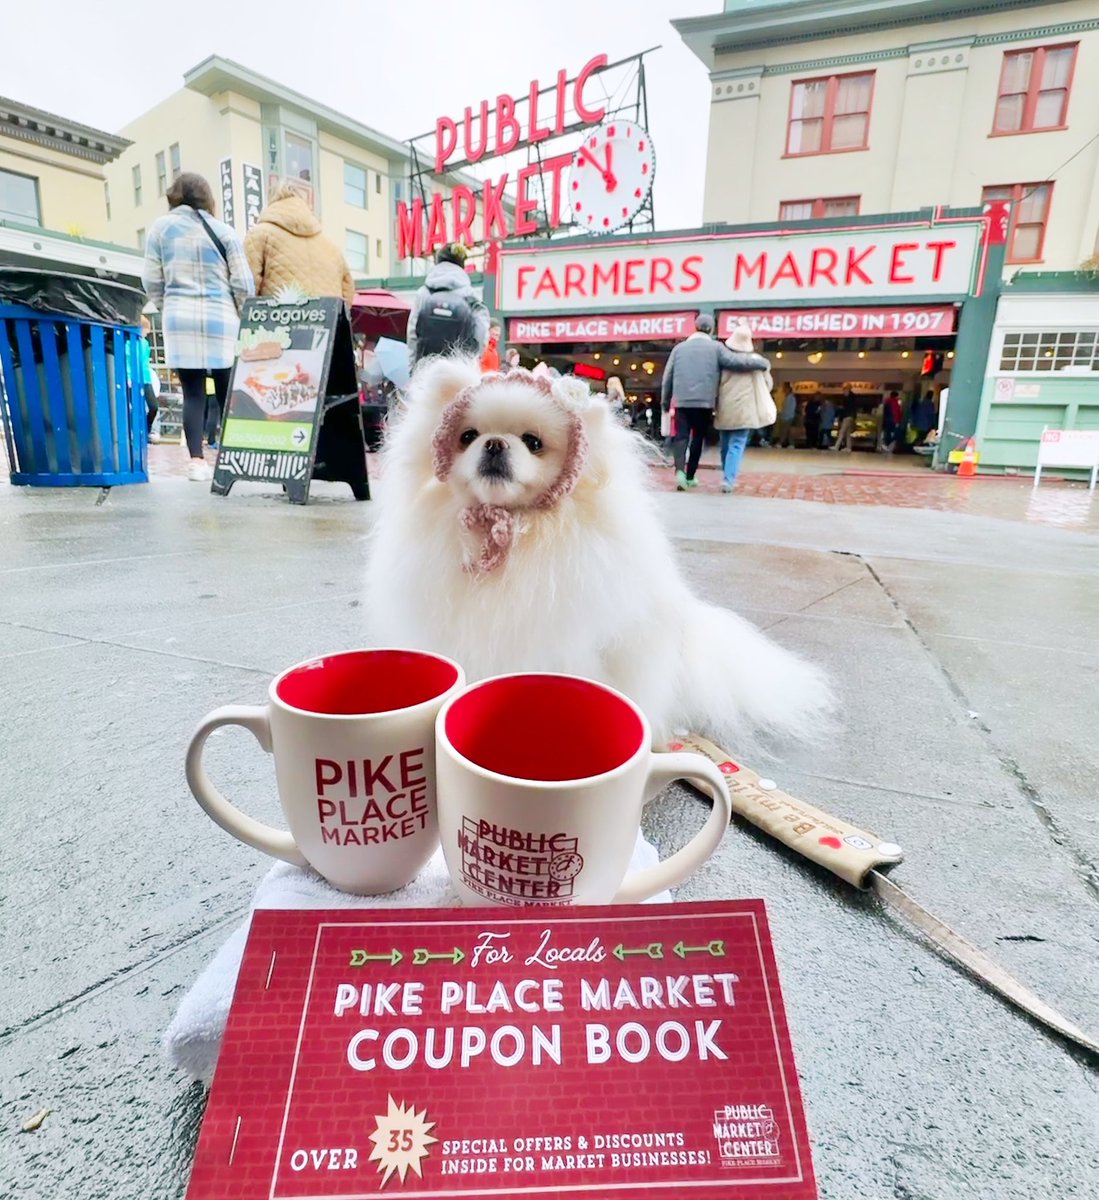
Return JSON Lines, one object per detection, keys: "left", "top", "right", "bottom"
{"left": 366, "top": 358, "right": 831, "bottom": 748}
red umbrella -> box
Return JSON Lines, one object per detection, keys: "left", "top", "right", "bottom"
{"left": 350, "top": 289, "right": 412, "bottom": 341}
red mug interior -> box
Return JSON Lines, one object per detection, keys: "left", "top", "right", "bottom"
{"left": 445, "top": 674, "right": 645, "bottom": 782}
{"left": 276, "top": 650, "right": 459, "bottom": 716}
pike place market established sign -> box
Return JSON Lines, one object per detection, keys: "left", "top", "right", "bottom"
{"left": 498, "top": 220, "right": 987, "bottom": 313}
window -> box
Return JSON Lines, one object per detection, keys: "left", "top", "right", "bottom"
{"left": 345, "top": 230, "right": 368, "bottom": 273}
{"left": 104, "top": 181, "right": 111, "bottom": 221}
{"left": 993, "top": 44, "right": 1076, "bottom": 134}
{"left": 780, "top": 196, "right": 860, "bottom": 221}
{"left": 136, "top": 227, "right": 145, "bottom": 250}
{"left": 156, "top": 151, "right": 167, "bottom": 196}
{"left": 285, "top": 132, "right": 313, "bottom": 182}
{"left": 787, "top": 72, "right": 873, "bottom": 155}
{"left": 0, "top": 168, "right": 40, "bottom": 224}
{"left": 169, "top": 143, "right": 181, "bottom": 180}
{"left": 375, "top": 173, "right": 382, "bottom": 194}
{"left": 132, "top": 163, "right": 142, "bottom": 206}
{"left": 376, "top": 238, "right": 383, "bottom": 259}
{"left": 344, "top": 162, "right": 368, "bottom": 207}
{"left": 1000, "top": 330, "right": 1099, "bottom": 372}
{"left": 982, "top": 183, "right": 1053, "bottom": 263}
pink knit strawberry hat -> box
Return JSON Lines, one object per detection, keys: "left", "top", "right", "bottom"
{"left": 431, "top": 369, "right": 589, "bottom": 573}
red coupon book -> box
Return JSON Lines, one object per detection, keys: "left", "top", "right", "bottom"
{"left": 186, "top": 900, "right": 817, "bottom": 1199}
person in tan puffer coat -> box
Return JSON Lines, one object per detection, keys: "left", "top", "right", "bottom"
{"left": 244, "top": 184, "right": 355, "bottom": 304}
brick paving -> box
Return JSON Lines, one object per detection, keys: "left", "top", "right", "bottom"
{"left": 16, "top": 438, "right": 1091, "bottom": 535}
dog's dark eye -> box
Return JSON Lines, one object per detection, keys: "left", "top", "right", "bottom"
{"left": 521, "top": 433, "right": 543, "bottom": 454}
{"left": 459, "top": 429, "right": 479, "bottom": 447}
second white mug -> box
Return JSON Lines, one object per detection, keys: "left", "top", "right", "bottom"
{"left": 434, "top": 673, "right": 733, "bottom": 906}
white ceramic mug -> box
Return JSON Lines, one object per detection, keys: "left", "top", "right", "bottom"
{"left": 185, "top": 649, "right": 464, "bottom": 894}
{"left": 435, "top": 673, "right": 733, "bottom": 906}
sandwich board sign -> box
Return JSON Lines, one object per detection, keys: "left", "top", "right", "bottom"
{"left": 1033, "top": 427, "right": 1099, "bottom": 490}
{"left": 212, "top": 296, "right": 369, "bottom": 504}
{"left": 185, "top": 900, "right": 817, "bottom": 1199}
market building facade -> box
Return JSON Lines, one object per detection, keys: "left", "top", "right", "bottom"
{"left": 674, "top": 0, "right": 1099, "bottom": 275}
{"left": 491, "top": 205, "right": 1006, "bottom": 456}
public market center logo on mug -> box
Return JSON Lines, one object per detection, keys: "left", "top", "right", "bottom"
{"left": 435, "top": 673, "right": 734, "bottom": 906}
{"left": 185, "top": 649, "right": 464, "bottom": 895}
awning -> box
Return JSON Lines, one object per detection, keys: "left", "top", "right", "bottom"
{"left": 350, "top": 289, "right": 412, "bottom": 341}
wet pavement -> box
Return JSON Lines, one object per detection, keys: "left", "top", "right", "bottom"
{"left": 1, "top": 469, "right": 1097, "bottom": 1199}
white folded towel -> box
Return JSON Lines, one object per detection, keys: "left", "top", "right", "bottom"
{"left": 165, "top": 833, "right": 670, "bottom": 1084}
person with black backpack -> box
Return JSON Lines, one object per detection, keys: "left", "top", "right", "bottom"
{"left": 407, "top": 242, "right": 490, "bottom": 367}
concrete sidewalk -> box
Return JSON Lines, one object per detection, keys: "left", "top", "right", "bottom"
{"left": 1, "top": 474, "right": 1097, "bottom": 1199}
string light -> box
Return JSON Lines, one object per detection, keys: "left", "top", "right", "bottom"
{"left": 612, "top": 357, "right": 620, "bottom": 366}
{"left": 901, "top": 351, "right": 910, "bottom": 358}
{"left": 775, "top": 351, "right": 783, "bottom": 359}
{"left": 808, "top": 351, "right": 824, "bottom": 365}
{"left": 857, "top": 351, "right": 866, "bottom": 359}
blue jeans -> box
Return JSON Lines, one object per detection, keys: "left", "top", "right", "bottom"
{"left": 718, "top": 429, "right": 751, "bottom": 487}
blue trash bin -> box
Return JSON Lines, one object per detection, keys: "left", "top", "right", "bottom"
{"left": 0, "top": 304, "right": 147, "bottom": 487}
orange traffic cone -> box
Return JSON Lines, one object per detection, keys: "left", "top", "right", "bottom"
{"left": 958, "top": 438, "right": 977, "bottom": 478}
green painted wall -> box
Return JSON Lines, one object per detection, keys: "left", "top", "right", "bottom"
{"left": 976, "top": 376, "right": 1099, "bottom": 476}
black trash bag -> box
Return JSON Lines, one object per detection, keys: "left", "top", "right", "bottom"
{"left": 0, "top": 266, "right": 145, "bottom": 326}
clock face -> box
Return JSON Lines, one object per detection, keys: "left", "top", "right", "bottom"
{"left": 569, "top": 122, "right": 656, "bottom": 234}
{"left": 549, "top": 850, "right": 585, "bottom": 882}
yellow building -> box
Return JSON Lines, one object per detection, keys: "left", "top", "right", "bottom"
{"left": 0, "top": 94, "right": 129, "bottom": 241}
{"left": 105, "top": 56, "right": 489, "bottom": 279}
{"left": 675, "top": 0, "right": 1099, "bottom": 272}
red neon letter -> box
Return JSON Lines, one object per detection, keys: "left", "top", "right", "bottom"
{"left": 573, "top": 54, "right": 609, "bottom": 124}
{"left": 554, "top": 68, "right": 568, "bottom": 135}
{"left": 496, "top": 94, "right": 520, "bottom": 155}
{"left": 451, "top": 185, "right": 476, "bottom": 246}
{"left": 434, "top": 117, "right": 457, "bottom": 173}
{"left": 623, "top": 260, "right": 644, "bottom": 296}
{"left": 649, "top": 257, "right": 674, "bottom": 292}
{"left": 681, "top": 256, "right": 704, "bottom": 292}
{"left": 540, "top": 152, "right": 573, "bottom": 228}
{"left": 463, "top": 101, "right": 489, "bottom": 163}
{"left": 889, "top": 243, "right": 918, "bottom": 284}
{"left": 396, "top": 199, "right": 424, "bottom": 259}
{"left": 528, "top": 80, "right": 551, "bottom": 144}
{"left": 926, "top": 240, "right": 957, "bottom": 282}
{"left": 533, "top": 268, "right": 561, "bottom": 299}
{"left": 516, "top": 265, "right": 535, "bottom": 299}
{"left": 845, "top": 245, "right": 874, "bottom": 285}
{"left": 770, "top": 252, "right": 805, "bottom": 288}
{"left": 564, "top": 263, "right": 587, "bottom": 298}
{"left": 482, "top": 175, "right": 510, "bottom": 241}
{"left": 592, "top": 261, "right": 620, "bottom": 295}
{"left": 809, "top": 247, "right": 839, "bottom": 286}
{"left": 514, "top": 164, "right": 540, "bottom": 236}
{"left": 426, "top": 194, "right": 449, "bottom": 254}
{"left": 734, "top": 253, "right": 766, "bottom": 290}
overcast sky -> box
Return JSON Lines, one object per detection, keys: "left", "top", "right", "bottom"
{"left": 5, "top": 0, "right": 719, "bottom": 231}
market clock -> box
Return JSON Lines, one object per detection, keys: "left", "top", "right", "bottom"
{"left": 569, "top": 122, "right": 656, "bottom": 234}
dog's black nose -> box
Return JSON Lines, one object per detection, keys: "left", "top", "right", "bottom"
{"left": 483, "top": 437, "right": 507, "bottom": 456}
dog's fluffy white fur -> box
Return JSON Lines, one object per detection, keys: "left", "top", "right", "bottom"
{"left": 366, "top": 357, "right": 832, "bottom": 747}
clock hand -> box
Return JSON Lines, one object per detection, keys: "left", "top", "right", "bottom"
{"left": 579, "top": 145, "right": 608, "bottom": 176}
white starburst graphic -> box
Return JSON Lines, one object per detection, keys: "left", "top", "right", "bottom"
{"left": 367, "top": 1095, "right": 438, "bottom": 1186}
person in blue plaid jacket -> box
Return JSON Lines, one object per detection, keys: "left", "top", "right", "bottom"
{"left": 142, "top": 173, "right": 253, "bottom": 481}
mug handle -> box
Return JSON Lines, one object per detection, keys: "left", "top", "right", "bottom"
{"left": 185, "top": 705, "right": 308, "bottom": 866}
{"left": 613, "top": 752, "right": 733, "bottom": 903}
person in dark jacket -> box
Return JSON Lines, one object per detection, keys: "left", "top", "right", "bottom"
{"left": 407, "top": 243, "right": 490, "bottom": 366}
{"left": 660, "top": 314, "right": 769, "bottom": 490}
{"left": 803, "top": 396, "right": 821, "bottom": 449}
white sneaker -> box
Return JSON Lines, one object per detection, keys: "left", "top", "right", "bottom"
{"left": 187, "top": 460, "right": 213, "bottom": 482}
{"left": 147, "top": 431, "right": 162, "bottom": 444}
